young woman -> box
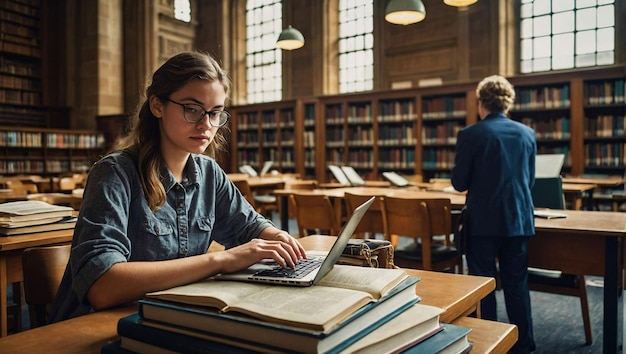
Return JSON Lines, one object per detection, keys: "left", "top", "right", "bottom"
{"left": 50, "top": 51, "right": 305, "bottom": 322}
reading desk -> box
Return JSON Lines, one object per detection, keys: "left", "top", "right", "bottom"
{"left": 0, "top": 229, "right": 74, "bottom": 337}
{"left": 532, "top": 210, "right": 626, "bottom": 354}
{"left": 0, "top": 256, "right": 515, "bottom": 353}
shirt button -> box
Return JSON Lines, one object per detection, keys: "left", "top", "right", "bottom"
{"left": 178, "top": 202, "right": 184, "bottom": 208}
{"left": 181, "top": 247, "right": 188, "bottom": 254}
{"left": 181, "top": 227, "right": 187, "bottom": 233}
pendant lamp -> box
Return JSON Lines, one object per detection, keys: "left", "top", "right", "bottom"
{"left": 276, "top": 25, "right": 305, "bottom": 50}
{"left": 385, "top": 0, "right": 426, "bottom": 25}
{"left": 443, "top": 0, "right": 478, "bottom": 6}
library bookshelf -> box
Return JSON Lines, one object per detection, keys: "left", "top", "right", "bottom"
{"left": 229, "top": 66, "right": 624, "bottom": 198}
{"left": 0, "top": 126, "right": 105, "bottom": 175}
{"left": 0, "top": 0, "right": 47, "bottom": 127}
{"left": 229, "top": 100, "right": 302, "bottom": 177}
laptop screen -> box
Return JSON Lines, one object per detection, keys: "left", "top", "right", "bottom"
{"left": 341, "top": 166, "right": 365, "bottom": 186}
{"left": 312, "top": 196, "right": 375, "bottom": 283}
{"left": 329, "top": 165, "right": 351, "bottom": 186}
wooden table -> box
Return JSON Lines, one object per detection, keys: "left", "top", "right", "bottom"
{"left": 0, "top": 235, "right": 516, "bottom": 353}
{"left": 562, "top": 176, "right": 625, "bottom": 187}
{"left": 298, "top": 235, "right": 493, "bottom": 323}
{"left": 0, "top": 229, "right": 74, "bottom": 337}
{"left": 274, "top": 186, "right": 467, "bottom": 233}
{"left": 563, "top": 176, "right": 626, "bottom": 211}
{"left": 562, "top": 182, "right": 597, "bottom": 210}
{"left": 0, "top": 191, "right": 27, "bottom": 203}
{"left": 532, "top": 210, "right": 626, "bottom": 354}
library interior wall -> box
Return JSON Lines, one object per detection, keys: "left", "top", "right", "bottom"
{"left": 37, "top": 0, "right": 625, "bottom": 129}
{"left": 4, "top": 0, "right": 620, "bottom": 179}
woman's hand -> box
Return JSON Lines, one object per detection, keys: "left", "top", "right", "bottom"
{"left": 218, "top": 235, "right": 304, "bottom": 274}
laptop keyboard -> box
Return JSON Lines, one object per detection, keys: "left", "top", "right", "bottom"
{"left": 254, "top": 258, "right": 323, "bottom": 279}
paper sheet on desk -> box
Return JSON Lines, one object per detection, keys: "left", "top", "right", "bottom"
{"left": 533, "top": 210, "right": 567, "bottom": 219}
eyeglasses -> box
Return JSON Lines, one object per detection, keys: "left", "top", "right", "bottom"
{"left": 166, "top": 99, "right": 230, "bottom": 127}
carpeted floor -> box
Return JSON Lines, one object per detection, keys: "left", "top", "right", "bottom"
{"left": 496, "top": 277, "right": 623, "bottom": 353}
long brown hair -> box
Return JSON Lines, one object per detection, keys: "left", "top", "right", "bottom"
{"left": 114, "top": 51, "right": 231, "bottom": 211}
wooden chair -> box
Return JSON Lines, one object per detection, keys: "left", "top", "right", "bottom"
{"left": 528, "top": 175, "right": 593, "bottom": 344}
{"left": 382, "top": 196, "right": 461, "bottom": 272}
{"left": 290, "top": 193, "right": 340, "bottom": 237}
{"left": 343, "top": 192, "right": 385, "bottom": 239}
{"left": 284, "top": 179, "right": 318, "bottom": 219}
{"left": 232, "top": 179, "right": 277, "bottom": 217}
{"left": 58, "top": 176, "right": 77, "bottom": 192}
{"left": 22, "top": 244, "right": 71, "bottom": 327}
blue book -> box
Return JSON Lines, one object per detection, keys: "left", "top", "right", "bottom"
{"left": 137, "top": 276, "right": 420, "bottom": 354}
{"left": 115, "top": 314, "right": 273, "bottom": 354}
{"left": 400, "top": 322, "right": 472, "bottom": 354}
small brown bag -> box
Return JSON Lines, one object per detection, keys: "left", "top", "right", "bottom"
{"left": 339, "top": 239, "right": 396, "bottom": 269}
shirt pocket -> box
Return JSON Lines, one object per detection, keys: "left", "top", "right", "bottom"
{"left": 196, "top": 215, "right": 215, "bottom": 234}
{"left": 142, "top": 218, "right": 174, "bottom": 237}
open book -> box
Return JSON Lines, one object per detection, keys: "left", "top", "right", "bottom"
{"left": 145, "top": 265, "right": 409, "bottom": 332}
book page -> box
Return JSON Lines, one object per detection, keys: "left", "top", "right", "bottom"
{"left": 227, "top": 285, "right": 373, "bottom": 331}
{"left": 316, "top": 265, "right": 408, "bottom": 299}
{"left": 146, "top": 280, "right": 272, "bottom": 310}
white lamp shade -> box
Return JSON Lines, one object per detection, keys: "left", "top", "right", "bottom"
{"left": 385, "top": 0, "right": 426, "bottom": 25}
{"left": 443, "top": 0, "right": 478, "bottom": 6}
{"left": 276, "top": 25, "right": 305, "bottom": 50}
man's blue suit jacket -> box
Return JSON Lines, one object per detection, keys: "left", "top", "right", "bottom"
{"left": 451, "top": 112, "right": 537, "bottom": 237}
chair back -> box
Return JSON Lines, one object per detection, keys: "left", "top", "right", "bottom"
{"left": 58, "top": 177, "right": 77, "bottom": 191}
{"left": 232, "top": 179, "right": 257, "bottom": 209}
{"left": 291, "top": 193, "right": 340, "bottom": 237}
{"left": 382, "top": 196, "right": 432, "bottom": 245}
{"left": 22, "top": 244, "right": 71, "bottom": 327}
{"left": 382, "top": 196, "right": 460, "bottom": 271}
{"left": 344, "top": 192, "right": 385, "bottom": 238}
{"left": 532, "top": 176, "right": 565, "bottom": 209}
{"left": 426, "top": 198, "right": 455, "bottom": 246}
{"left": 284, "top": 180, "right": 318, "bottom": 219}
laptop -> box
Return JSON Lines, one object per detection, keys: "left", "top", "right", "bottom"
{"left": 340, "top": 166, "right": 366, "bottom": 186}
{"left": 535, "top": 154, "right": 565, "bottom": 178}
{"left": 328, "top": 164, "right": 351, "bottom": 186}
{"left": 382, "top": 171, "right": 414, "bottom": 187}
{"left": 259, "top": 160, "right": 273, "bottom": 176}
{"left": 216, "top": 196, "right": 375, "bottom": 286}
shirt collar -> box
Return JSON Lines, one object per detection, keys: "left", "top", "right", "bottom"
{"left": 159, "top": 155, "right": 202, "bottom": 192}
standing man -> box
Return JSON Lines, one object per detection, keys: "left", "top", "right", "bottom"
{"left": 451, "top": 75, "right": 536, "bottom": 353}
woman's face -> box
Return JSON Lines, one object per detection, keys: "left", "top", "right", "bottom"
{"left": 151, "top": 79, "right": 227, "bottom": 160}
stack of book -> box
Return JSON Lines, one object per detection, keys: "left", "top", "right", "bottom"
{"left": 0, "top": 200, "right": 76, "bottom": 235}
{"left": 104, "top": 265, "right": 472, "bottom": 353}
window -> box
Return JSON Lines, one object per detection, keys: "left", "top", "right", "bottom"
{"left": 338, "top": 0, "right": 374, "bottom": 93}
{"left": 174, "top": 0, "right": 191, "bottom": 23}
{"left": 246, "top": 0, "right": 282, "bottom": 103}
{"left": 520, "top": 0, "right": 615, "bottom": 73}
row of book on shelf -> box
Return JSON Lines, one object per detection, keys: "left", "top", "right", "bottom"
{"left": 103, "top": 265, "right": 473, "bottom": 353}
{"left": 0, "top": 200, "right": 76, "bottom": 236}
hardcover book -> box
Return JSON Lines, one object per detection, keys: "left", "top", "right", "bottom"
{"left": 138, "top": 275, "right": 420, "bottom": 353}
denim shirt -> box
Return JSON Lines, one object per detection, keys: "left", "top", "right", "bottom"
{"left": 49, "top": 151, "right": 272, "bottom": 322}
